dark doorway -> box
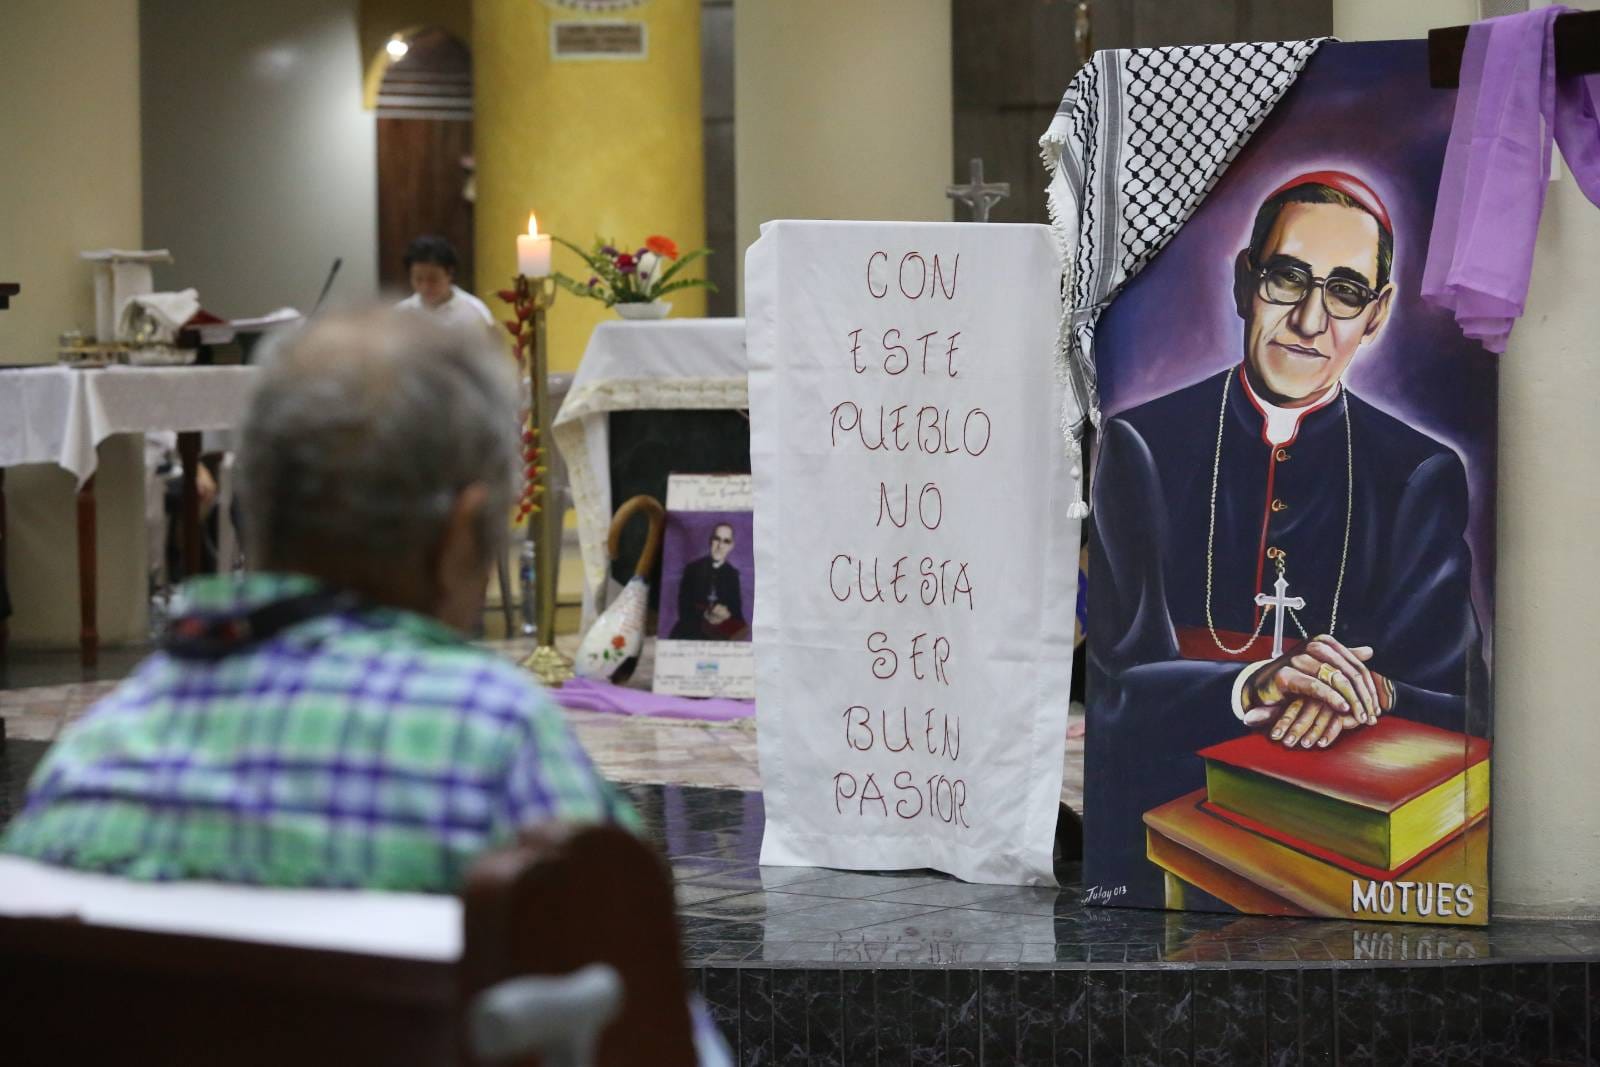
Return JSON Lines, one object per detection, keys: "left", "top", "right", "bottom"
{"left": 951, "top": 0, "right": 1332, "bottom": 224}
{"left": 376, "top": 28, "right": 475, "bottom": 292}
{"left": 700, "top": 0, "right": 736, "bottom": 317}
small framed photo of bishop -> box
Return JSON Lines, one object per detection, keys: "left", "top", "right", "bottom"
{"left": 654, "top": 474, "right": 756, "bottom": 699}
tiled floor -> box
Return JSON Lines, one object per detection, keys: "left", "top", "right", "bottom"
{"left": 0, "top": 645, "right": 150, "bottom": 690}
{"left": 4, "top": 639, "right": 1598, "bottom": 1064}
{"left": 0, "top": 636, "right": 1085, "bottom": 807}
{"left": 620, "top": 781, "right": 1600, "bottom": 969}
{"left": 620, "top": 781, "right": 1600, "bottom": 1066}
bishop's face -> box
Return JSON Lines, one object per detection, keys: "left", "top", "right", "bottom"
{"left": 1236, "top": 201, "right": 1393, "bottom": 406}
{"left": 709, "top": 525, "right": 734, "bottom": 565}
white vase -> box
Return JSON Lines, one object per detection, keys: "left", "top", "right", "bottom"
{"left": 574, "top": 576, "right": 649, "bottom": 682}
{"left": 615, "top": 300, "right": 671, "bottom": 321}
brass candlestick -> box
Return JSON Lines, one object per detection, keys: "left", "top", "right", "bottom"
{"left": 502, "top": 274, "right": 571, "bottom": 686}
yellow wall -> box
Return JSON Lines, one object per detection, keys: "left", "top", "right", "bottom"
{"left": 473, "top": 0, "right": 707, "bottom": 373}
{"left": 0, "top": 0, "right": 148, "bottom": 647}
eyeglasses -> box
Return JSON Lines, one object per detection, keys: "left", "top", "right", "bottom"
{"left": 1256, "top": 263, "right": 1379, "bottom": 320}
{"left": 711, "top": 535, "right": 733, "bottom": 545}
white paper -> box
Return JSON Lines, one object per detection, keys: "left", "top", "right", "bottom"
{"left": 665, "top": 473, "right": 752, "bottom": 512}
{"left": 747, "top": 220, "right": 1079, "bottom": 886}
{"left": 0, "top": 856, "right": 458, "bottom": 961}
{"left": 229, "top": 307, "right": 303, "bottom": 331}
{"left": 79, "top": 249, "right": 174, "bottom": 263}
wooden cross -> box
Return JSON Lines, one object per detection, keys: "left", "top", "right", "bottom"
{"left": 946, "top": 158, "right": 1010, "bottom": 222}
{"left": 1254, "top": 570, "right": 1306, "bottom": 659}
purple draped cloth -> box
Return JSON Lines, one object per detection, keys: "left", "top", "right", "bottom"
{"left": 552, "top": 676, "right": 755, "bottom": 722}
{"left": 1423, "top": 6, "right": 1600, "bottom": 353}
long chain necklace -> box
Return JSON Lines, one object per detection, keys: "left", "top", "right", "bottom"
{"left": 1204, "top": 371, "right": 1354, "bottom": 656}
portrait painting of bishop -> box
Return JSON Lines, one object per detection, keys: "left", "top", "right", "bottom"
{"left": 1083, "top": 42, "right": 1497, "bottom": 926}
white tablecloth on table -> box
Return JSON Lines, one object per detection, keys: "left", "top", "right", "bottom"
{"left": 0, "top": 365, "right": 257, "bottom": 486}
{"left": 551, "top": 319, "right": 746, "bottom": 624}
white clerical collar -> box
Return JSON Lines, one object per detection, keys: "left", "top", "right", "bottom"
{"left": 1240, "top": 368, "right": 1341, "bottom": 447}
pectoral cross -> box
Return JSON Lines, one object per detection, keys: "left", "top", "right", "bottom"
{"left": 1254, "top": 571, "right": 1306, "bottom": 659}
{"left": 946, "top": 158, "right": 1010, "bottom": 222}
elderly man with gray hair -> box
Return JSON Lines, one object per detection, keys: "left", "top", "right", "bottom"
{"left": 3, "top": 311, "right": 636, "bottom": 890}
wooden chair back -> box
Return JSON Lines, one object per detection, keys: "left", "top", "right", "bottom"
{"left": 0, "top": 823, "right": 694, "bottom": 1066}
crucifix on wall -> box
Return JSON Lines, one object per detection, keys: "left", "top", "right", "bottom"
{"left": 946, "top": 157, "right": 1011, "bottom": 222}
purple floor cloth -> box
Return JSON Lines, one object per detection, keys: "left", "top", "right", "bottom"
{"left": 552, "top": 676, "right": 755, "bottom": 721}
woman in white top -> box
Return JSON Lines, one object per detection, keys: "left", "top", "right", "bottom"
{"left": 395, "top": 235, "right": 496, "bottom": 337}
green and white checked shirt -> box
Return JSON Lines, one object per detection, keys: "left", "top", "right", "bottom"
{"left": 2, "top": 573, "right": 637, "bottom": 892}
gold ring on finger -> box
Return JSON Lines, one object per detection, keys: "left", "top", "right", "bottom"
{"left": 1317, "top": 663, "right": 1338, "bottom": 685}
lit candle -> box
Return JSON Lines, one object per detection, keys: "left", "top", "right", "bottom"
{"left": 517, "top": 213, "right": 552, "bottom": 278}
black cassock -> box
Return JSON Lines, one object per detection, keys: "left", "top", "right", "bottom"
{"left": 669, "top": 557, "right": 745, "bottom": 640}
{"left": 1086, "top": 365, "right": 1489, "bottom": 904}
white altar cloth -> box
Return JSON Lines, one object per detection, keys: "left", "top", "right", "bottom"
{"left": 0, "top": 365, "right": 257, "bottom": 485}
{"left": 551, "top": 319, "right": 746, "bottom": 622}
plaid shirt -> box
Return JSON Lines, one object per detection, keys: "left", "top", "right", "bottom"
{"left": 2, "top": 573, "right": 636, "bottom": 892}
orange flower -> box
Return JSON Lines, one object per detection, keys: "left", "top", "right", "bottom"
{"left": 644, "top": 235, "right": 679, "bottom": 261}
{"left": 611, "top": 634, "right": 626, "bottom": 649}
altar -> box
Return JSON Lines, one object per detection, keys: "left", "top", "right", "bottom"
{"left": 551, "top": 319, "right": 746, "bottom": 623}
{"left": 0, "top": 364, "right": 257, "bottom": 662}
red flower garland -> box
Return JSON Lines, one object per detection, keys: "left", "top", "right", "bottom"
{"left": 497, "top": 284, "right": 544, "bottom": 522}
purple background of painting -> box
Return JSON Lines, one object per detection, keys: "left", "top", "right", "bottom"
{"left": 657, "top": 509, "right": 756, "bottom": 642}
{"left": 1094, "top": 40, "right": 1499, "bottom": 649}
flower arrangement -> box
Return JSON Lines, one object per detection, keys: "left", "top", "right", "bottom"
{"left": 552, "top": 234, "right": 716, "bottom": 307}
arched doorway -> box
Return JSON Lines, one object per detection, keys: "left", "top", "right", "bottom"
{"left": 374, "top": 27, "right": 475, "bottom": 294}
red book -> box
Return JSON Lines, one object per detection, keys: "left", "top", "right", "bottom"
{"left": 1197, "top": 717, "right": 1490, "bottom": 877}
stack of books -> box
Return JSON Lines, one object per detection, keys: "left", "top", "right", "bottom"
{"left": 1196, "top": 717, "right": 1490, "bottom": 880}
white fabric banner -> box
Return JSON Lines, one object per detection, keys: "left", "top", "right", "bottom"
{"left": 747, "top": 220, "right": 1079, "bottom": 885}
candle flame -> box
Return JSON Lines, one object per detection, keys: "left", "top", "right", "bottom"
{"left": 527, "top": 213, "right": 539, "bottom": 237}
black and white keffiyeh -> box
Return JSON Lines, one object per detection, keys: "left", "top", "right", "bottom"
{"left": 1041, "top": 39, "right": 1331, "bottom": 515}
